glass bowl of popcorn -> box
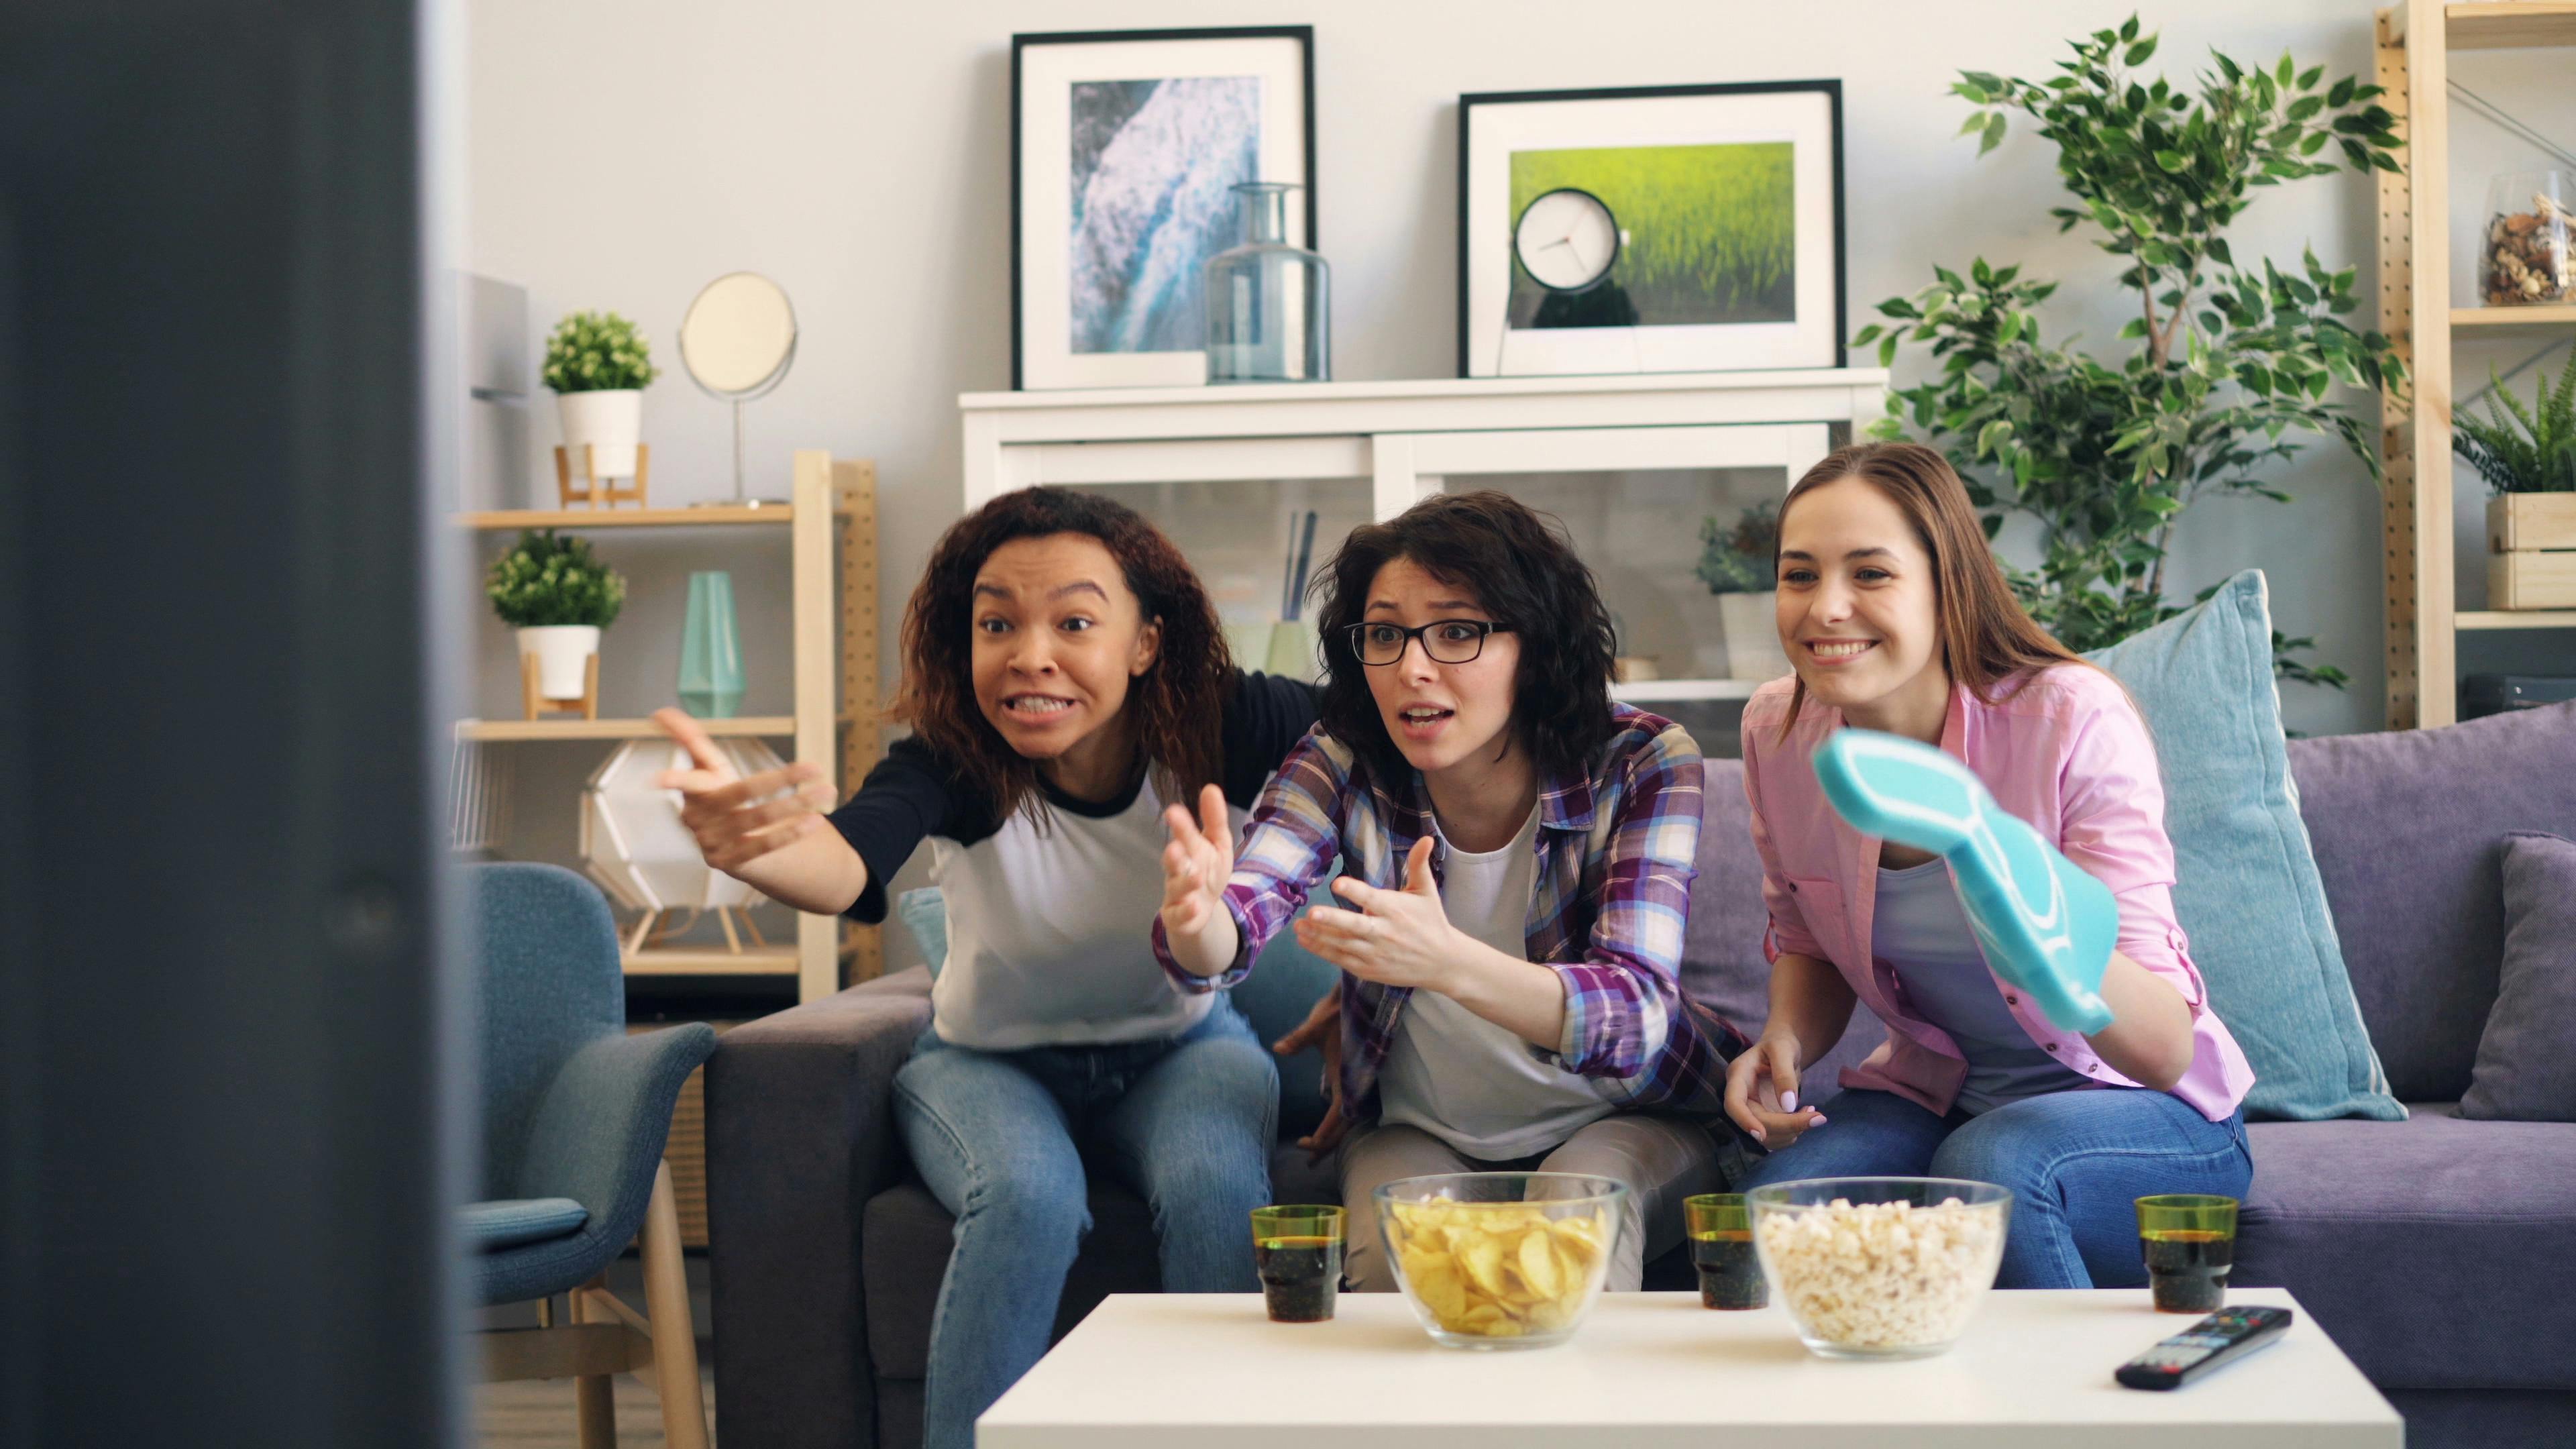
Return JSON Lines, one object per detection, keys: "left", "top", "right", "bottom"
{"left": 1375, "top": 1173, "right": 1626, "bottom": 1350}
{"left": 1746, "top": 1177, "right": 2012, "bottom": 1360}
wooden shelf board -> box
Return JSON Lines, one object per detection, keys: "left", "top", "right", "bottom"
{"left": 457, "top": 504, "right": 799, "bottom": 529}
{"left": 623, "top": 944, "right": 800, "bottom": 977}
{"left": 2458, "top": 609, "right": 2576, "bottom": 629}
{"left": 456, "top": 715, "right": 796, "bottom": 741}
{"left": 1610, "top": 678, "right": 1768, "bottom": 702}
{"left": 2453, "top": 304, "right": 2576, "bottom": 335}
{"left": 2447, "top": 1, "right": 2576, "bottom": 48}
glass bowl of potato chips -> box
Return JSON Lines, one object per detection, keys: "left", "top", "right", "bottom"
{"left": 1375, "top": 1173, "right": 1626, "bottom": 1350}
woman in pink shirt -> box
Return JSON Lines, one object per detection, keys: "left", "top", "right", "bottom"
{"left": 1722, "top": 441, "right": 2255, "bottom": 1289}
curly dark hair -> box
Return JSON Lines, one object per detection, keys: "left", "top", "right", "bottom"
{"left": 1311, "top": 490, "right": 1617, "bottom": 783}
{"left": 890, "top": 488, "right": 1232, "bottom": 823}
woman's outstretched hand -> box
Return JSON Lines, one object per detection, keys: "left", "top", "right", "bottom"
{"left": 1293, "top": 837, "right": 1462, "bottom": 991}
{"left": 1159, "top": 784, "right": 1243, "bottom": 976}
{"left": 650, "top": 708, "right": 866, "bottom": 916}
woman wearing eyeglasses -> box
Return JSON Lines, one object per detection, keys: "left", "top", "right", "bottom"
{"left": 1154, "top": 491, "right": 1747, "bottom": 1293}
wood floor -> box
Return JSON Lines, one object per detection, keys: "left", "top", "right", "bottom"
{"left": 474, "top": 1368, "right": 716, "bottom": 1448}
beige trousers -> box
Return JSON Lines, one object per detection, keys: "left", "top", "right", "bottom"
{"left": 1336, "top": 1115, "right": 1727, "bottom": 1293}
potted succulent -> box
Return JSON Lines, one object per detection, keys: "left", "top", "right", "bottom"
{"left": 2456, "top": 360, "right": 2576, "bottom": 608}
{"left": 489, "top": 530, "right": 627, "bottom": 710}
{"left": 544, "top": 309, "right": 660, "bottom": 480}
{"left": 1696, "top": 499, "right": 1792, "bottom": 682}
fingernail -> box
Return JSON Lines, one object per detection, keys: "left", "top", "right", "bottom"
{"left": 1810, "top": 1115, "right": 1828, "bottom": 1126}
{"left": 1780, "top": 1091, "right": 1797, "bottom": 1112}
{"left": 1750, "top": 1126, "right": 1766, "bottom": 1142}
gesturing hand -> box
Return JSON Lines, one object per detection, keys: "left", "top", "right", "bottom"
{"left": 1292, "top": 836, "right": 1463, "bottom": 993}
{"left": 1271, "top": 983, "right": 1348, "bottom": 1165}
{"left": 653, "top": 707, "right": 835, "bottom": 876}
{"left": 1159, "top": 783, "right": 1234, "bottom": 941}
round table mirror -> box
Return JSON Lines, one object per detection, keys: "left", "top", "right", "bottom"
{"left": 679, "top": 272, "right": 798, "bottom": 504}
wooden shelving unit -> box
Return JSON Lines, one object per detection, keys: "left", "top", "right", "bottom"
{"left": 459, "top": 450, "right": 881, "bottom": 1001}
{"left": 2375, "top": 1, "right": 2576, "bottom": 728}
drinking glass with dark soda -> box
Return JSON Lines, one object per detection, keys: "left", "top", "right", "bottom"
{"left": 2137, "top": 1194, "right": 2238, "bottom": 1313}
{"left": 1684, "top": 1193, "right": 1766, "bottom": 1310}
{"left": 1251, "top": 1205, "right": 1345, "bottom": 1324}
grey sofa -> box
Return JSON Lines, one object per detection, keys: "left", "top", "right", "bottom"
{"left": 707, "top": 702, "right": 2576, "bottom": 1449}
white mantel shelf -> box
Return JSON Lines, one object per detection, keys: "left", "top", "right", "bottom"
{"left": 959, "top": 367, "right": 1890, "bottom": 513}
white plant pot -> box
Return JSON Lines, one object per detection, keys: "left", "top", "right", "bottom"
{"left": 519, "top": 625, "right": 600, "bottom": 700}
{"left": 557, "top": 389, "right": 642, "bottom": 479}
{"left": 1719, "top": 590, "right": 1792, "bottom": 682}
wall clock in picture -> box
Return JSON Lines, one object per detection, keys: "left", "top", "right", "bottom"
{"left": 1013, "top": 27, "right": 1316, "bottom": 390}
{"left": 1458, "top": 81, "right": 1844, "bottom": 378}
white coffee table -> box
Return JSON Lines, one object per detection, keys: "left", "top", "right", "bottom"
{"left": 979, "top": 1289, "right": 2398, "bottom": 1448}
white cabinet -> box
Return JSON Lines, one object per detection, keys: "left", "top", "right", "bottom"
{"left": 959, "top": 370, "right": 1886, "bottom": 712}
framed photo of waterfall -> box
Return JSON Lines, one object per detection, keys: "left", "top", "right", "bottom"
{"left": 1012, "top": 27, "right": 1316, "bottom": 390}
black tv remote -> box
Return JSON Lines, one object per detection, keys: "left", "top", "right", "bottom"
{"left": 2115, "top": 1306, "right": 2294, "bottom": 1390}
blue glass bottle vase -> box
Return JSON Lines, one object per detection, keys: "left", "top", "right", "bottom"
{"left": 1205, "top": 182, "right": 1330, "bottom": 384}
{"left": 679, "top": 570, "right": 745, "bottom": 718}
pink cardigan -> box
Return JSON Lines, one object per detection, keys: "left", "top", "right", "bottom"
{"left": 1739, "top": 665, "right": 2255, "bottom": 1122}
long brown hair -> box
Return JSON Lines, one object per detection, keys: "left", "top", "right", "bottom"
{"left": 1774, "top": 441, "right": 2094, "bottom": 741}
{"left": 890, "top": 488, "right": 1230, "bottom": 822}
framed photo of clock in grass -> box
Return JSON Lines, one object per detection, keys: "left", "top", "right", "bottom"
{"left": 1458, "top": 80, "right": 1844, "bottom": 378}
{"left": 1013, "top": 26, "right": 1316, "bottom": 391}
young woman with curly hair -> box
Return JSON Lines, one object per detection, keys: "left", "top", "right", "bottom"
{"left": 658, "top": 488, "right": 1316, "bottom": 1449}
{"left": 1155, "top": 490, "right": 1749, "bottom": 1294}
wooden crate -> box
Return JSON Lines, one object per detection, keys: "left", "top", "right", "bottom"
{"left": 2488, "top": 494, "right": 2576, "bottom": 551}
{"left": 2490, "top": 549, "right": 2576, "bottom": 609}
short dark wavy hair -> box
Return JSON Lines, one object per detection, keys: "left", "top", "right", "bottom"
{"left": 1311, "top": 491, "right": 1617, "bottom": 783}
{"left": 890, "top": 488, "right": 1231, "bottom": 823}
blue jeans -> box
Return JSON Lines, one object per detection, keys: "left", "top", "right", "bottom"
{"left": 893, "top": 998, "right": 1277, "bottom": 1449}
{"left": 1736, "top": 1087, "right": 2251, "bottom": 1289}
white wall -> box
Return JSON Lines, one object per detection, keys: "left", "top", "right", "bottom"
{"left": 466, "top": 1, "right": 2574, "bottom": 945}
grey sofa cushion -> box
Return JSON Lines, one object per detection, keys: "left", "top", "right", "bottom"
{"left": 2463, "top": 832, "right": 2576, "bottom": 1122}
{"left": 2283, "top": 702, "right": 2576, "bottom": 1101}
{"left": 2238, "top": 1104, "right": 2576, "bottom": 1391}
{"left": 1688, "top": 759, "right": 1888, "bottom": 1087}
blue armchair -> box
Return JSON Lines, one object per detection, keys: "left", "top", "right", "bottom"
{"left": 467, "top": 863, "right": 716, "bottom": 1449}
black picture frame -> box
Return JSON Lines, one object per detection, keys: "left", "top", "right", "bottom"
{"left": 1011, "top": 26, "right": 1318, "bottom": 391}
{"left": 1456, "top": 79, "right": 1846, "bottom": 379}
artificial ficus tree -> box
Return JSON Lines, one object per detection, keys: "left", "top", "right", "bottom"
{"left": 1856, "top": 16, "right": 2407, "bottom": 686}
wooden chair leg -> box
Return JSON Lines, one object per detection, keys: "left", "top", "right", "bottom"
{"left": 570, "top": 1271, "right": 617, "bottom": 1449}
{"left": 641, "top": 1159, "right": 711, "bottom": 1449}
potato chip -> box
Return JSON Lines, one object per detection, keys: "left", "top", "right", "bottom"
{"left": 1385, "top": 1197, "right": 1611, "bottom": 1339}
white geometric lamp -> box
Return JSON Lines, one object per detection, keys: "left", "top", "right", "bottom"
{"left": 580, "top": 737, "right": 786, "bottom": 957}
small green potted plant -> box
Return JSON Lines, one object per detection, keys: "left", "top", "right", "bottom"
{"left": 545, "top": 309, "right": 660, "bottom": 483}
{"left": 1696, "top": 498, "right": 1790, "bottom": 681}
{"left": 2457, "top": 359, "right": 2576, "bottom": 607}
{"left": 489, "top": 530, "right": 627, "bottom": 713}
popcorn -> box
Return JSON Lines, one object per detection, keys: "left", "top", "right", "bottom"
{"left": 1754, "top": 1195, "right": 2004, "bottom": 1351}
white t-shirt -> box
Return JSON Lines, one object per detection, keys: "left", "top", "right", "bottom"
{"left": 926, "top": 773, "right": 1238, "bottom": 1051}
{"left": 1375, "top": 805, "right": 1619, "bottom": 1159}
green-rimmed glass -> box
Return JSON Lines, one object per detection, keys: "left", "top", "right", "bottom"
{"left": 1684, "top": 1193, "right": 1766, "bottom": 1310}
{"left": 2137, "top": 1194, "right": 2238, "bottom": 1313}
{"left": 1251, "top": 1205, "right": 1345, "bottom": 1323}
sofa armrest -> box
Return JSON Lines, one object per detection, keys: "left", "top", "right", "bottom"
{"left": 707, "top": 966, "right": 932, "bottom": 1449}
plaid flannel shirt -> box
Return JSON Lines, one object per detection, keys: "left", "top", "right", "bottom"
{"left": 1153, "top": 705, "right": 1748, "bottom": 1128}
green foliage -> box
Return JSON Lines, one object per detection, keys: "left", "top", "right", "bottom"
{"left": 542, "top": 310, "right": 659, "bottom": 394}
{"left": 1696, "top": 498, "right": 1782, "bottom": 595}
{"left": 1851, "top": 16, "right": 2406, "bottom": 681}
{"left": 2454, "top": 358, "right": 2576, "bottom": 494}
{"left": 487, "top": 530, "right": 627, "bottom": 629}
{"left": 1508, "top": 144, "right": 1794, "bottom": 323}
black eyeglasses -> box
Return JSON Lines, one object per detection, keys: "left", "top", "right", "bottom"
{"left": 1342, "top": 619, "right": 1513, "bottom": 667}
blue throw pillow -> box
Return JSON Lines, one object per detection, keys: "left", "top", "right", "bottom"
{"left": 887, "top": 883, "right": 1344, "bottom": 1138}
{"left": 894, "top": 886, "right": 949, "bottom": 978}
{"left": 2085, "top": 570, "right": 2404, "bottom": 1121}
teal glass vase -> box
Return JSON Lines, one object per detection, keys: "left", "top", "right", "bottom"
{"left": 679, "top": 571, "right": 745, "bottom": 718}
